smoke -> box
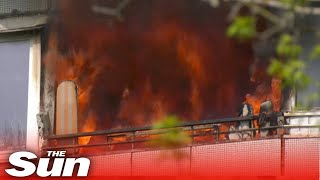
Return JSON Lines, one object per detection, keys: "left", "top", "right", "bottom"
{"left": 45, "top": 0, "right": 274, "bottom": 133}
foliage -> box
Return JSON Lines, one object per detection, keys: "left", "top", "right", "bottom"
{"left": 276, "top": 34, "right": 302, "bottom": 58}
{"left": 268, "top": 58, "right": 310, "bottom": 89}
{"left": 268, "top": 34, "right": 310, "bottom": 89}
{"left": 149, "top": 116, "right": 191, "bottom": 149}
{"left": 227, "top": 16, "right": 256, "bottom": 41}
{"left": 280, "top": 0, "right": 307, "bottom": 7}
{"left": 221, "top": 0, "right": 320, "bottom": 108}
{"left": 309, "top": 45, "right": 320, "bottom": 60}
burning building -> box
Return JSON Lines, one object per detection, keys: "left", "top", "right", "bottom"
{"left": 0, "top": 0, "right": 320, "bottom": 176}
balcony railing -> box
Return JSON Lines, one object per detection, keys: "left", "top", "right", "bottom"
{"left": 43, "top": 113, "right": 320, "bottom": 155}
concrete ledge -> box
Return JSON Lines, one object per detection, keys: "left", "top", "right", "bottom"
{"left": 0, "top": 15, "right": 47, "bottom": 32}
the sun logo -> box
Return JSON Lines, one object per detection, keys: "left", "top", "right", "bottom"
{"left": 5, "top": 151, "right": 90, "bottom": 177}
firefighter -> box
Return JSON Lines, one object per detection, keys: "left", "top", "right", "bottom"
{"left": 239, "top": 102, "right": 254, "bottom": 139}
{"left": 258, "top": 100, "right": 278, "bottom": 137}
{"left": 229, "top": 102, "right": 254, "bottom": 140}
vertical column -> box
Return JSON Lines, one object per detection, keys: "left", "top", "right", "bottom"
{"left": 26, "top": 34, "right": 41, "bottom": 154}
{"left": 56, "top": 80, "right": 78, "bottom": 153}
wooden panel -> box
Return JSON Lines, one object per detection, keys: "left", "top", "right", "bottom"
{"left": 56, "top": 81, "right": 78, "bottom": 135}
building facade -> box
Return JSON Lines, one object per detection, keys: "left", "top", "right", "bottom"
{"left": 0, "top": 0, "right": 320, "bottom": 176}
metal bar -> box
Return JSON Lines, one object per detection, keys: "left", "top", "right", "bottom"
{"left": 130, "top": 152, "right": 133, "bottom": 176}
{"left": 107, "top": 136, "right": 111, "bottom": 151}
{"left": 47, "top": 116, "right": 259, "bottom": 140}
{"left": 283, "top": 125, "right": 320, "bottom": 128}
{"left": 131, "top": 132, "right": 135, "bottom": 150}
{"left": 283, "top": 135, "right": 320, "bottom": 139}
{"left": 44, "top": 115, "right": 320, "bottom": 151}
{"left": 48, "top": 125, "right": 288, "bottom": 140}
{"left": 189, "top": 146, "right": 192, "bottom": 176}
{"left": 284, "top": 114, "right": 320, "bottom": 118}
{"left": 44, "top": 139, "right": 147, "bottom": 150}
{"left": 280, "top": 135, "right": 285, "bottom": 176}
{"left": 191, "top": 126, "right": 194, "bottom": 144}
{"left": 44, "top": 125, "right": 290, "bottom": 150}
{"left": 308, "top": 116, "right": 310, "bottom": 135}
{"left": 44, "top": 133, "right": 284, "bottom": 151}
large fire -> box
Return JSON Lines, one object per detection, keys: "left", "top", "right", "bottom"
{"left": 44, "top": 0, "right": 281, "bottom": 149}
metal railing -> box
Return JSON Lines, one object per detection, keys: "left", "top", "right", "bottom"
{"left": 44, "top": 116, "right": 254, "bottom": 150}
{"left": 43, "top": 113, "right": 320, "bottom": 154}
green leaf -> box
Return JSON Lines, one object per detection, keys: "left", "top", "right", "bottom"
{"left": 152, "top": 116, "right": 181, "bottom": 129}
{"left": 268, "top": 58, "right": 309, "bottom": 89}
{"left": 309, "top": 45, "right": 320, "bottom": 60}
{"left": 280, "top": 34, "right": 293, "bottom": 44}
{"left": 276, "top": 34, "right": 302, "bottom": 58}
{"left": 150, "top": 116, "right": 191, "bottom": 149}
{"left": 227, "top": 16, "right": 256, "bottom": 40}
{"left": 267, "top": 59, "right": 283, "bottom": 76}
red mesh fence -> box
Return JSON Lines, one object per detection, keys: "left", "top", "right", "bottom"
{"left": 284, "top": 138, "right": 319, "bottom": 177}
{"left": 89, "top": 153, "right": 132, "bottom": 176}
{"left": 82, "top": 138, "right": 319, "bottom": 176}
{"left": 0, "top": 137, "right": 319, "bottom": 176}
{"left": 191, "top": 139, "right": 281, "bottom": 176}
{"left": 85, "top": 138, "right": 319, "bottom": 176}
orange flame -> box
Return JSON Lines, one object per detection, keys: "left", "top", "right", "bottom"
{"left": 45, "top": 0, "right": 282, "bottom": 150}
{"left": 245, "top": 78, "right": 282, "bottom": 115}
{"left": 78, "top": 112, "right": 97, "bottom": 145}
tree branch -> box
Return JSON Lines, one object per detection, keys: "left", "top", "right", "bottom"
{"left": 92, "top": 0, "right": 132, "bottom": 21}
{"left": 224, "top": 0, "right": 320, "bottom": 15}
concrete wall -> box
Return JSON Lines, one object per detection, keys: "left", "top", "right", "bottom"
{"left": 0, "top": 0, "right": 50, "bottom": 32}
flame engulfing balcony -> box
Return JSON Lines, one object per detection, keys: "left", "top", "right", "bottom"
{"left": 39, "top": 81, "right": 320, "bottom": 176}
{"left": 43, "top": 104, "right": 320, "bottom": 176}
{"left": 37, "top": 0, "right": 320, "bottom": 176}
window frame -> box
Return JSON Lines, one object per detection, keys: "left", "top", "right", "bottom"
{"left": 0, "top": 32, "right": 41, "bottom": 162}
